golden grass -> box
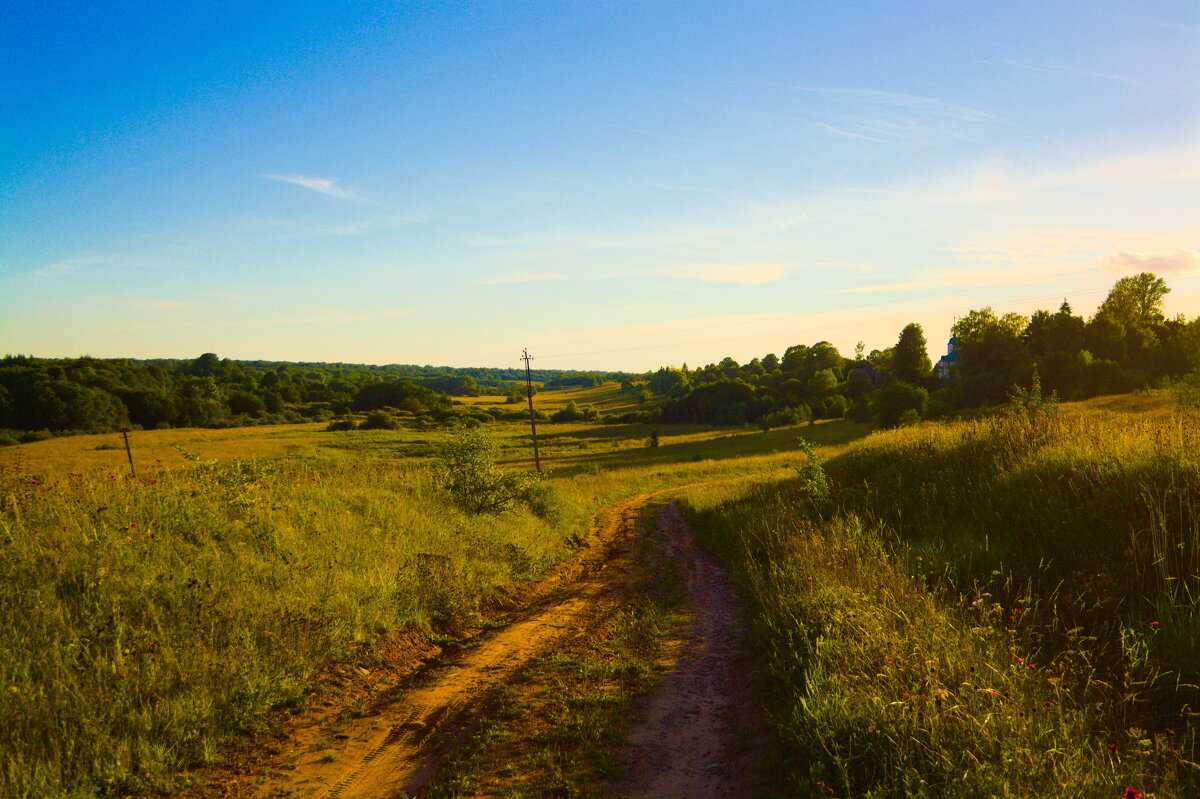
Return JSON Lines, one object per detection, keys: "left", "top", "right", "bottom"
{"left": 0, "top": 411, "right": 871, "bottom": 798}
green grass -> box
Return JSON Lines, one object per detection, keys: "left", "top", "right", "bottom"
{"left": 681, "top": 399, "right": 1200, "bottom": 797}
{"left": 0, "top": 416, "right": 865, "bottom": 797}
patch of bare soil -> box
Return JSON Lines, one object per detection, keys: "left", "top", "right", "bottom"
{"left": 608, "top": 501, "right": 764, "bottom": 799}
{"left": 182, "top": 492, "right": 656, "bottom": 799}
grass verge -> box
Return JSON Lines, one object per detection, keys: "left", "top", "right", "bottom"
{"left": 681, "top": 402, "right": 1200, "bottom": 797}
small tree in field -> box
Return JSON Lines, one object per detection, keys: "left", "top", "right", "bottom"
{"left": 437, "top": 427, "right": 559, "bottom": 517}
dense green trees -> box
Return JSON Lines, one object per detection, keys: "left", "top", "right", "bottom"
{"left": 892, "top": 323, "right": 932, "bottom": 383}
{"left": 0, "top": 354, "right": 628, "bottom": 438}
{"left": 638, "top": 272, "right": 1199, "bottom": 429}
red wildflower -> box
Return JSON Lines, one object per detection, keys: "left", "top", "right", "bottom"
{"left": 1150, "top": 621, "right": 1160, "bottom": 629}
{"left": 1125, "top": 789, "right": 1142, "bottom": 799}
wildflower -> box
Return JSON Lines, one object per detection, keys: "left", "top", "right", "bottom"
{"left": 1017, "top": 658, "right": 1024, "bottom": 665}
{"left": 1108, "top": 743, "right": 1117, "bottom": 752}
{"left": 1125, "top": 789, "right": 1142, "bottom": 799}
{"left": 1150, "top": 621, "right": 1160, "bottom": 629}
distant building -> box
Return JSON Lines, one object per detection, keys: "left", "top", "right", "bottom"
{"left": 934, "top": 336, "right": 959, "bottom": 379}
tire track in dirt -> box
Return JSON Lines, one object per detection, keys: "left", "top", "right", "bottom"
{"left": 609, "top": 500, "right": 760, "bottom": 799}
{"left": 242, "top": 491, "right": 655, "bottom": 799}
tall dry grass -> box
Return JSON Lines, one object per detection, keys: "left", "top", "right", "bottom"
{"left": 0, "top": 452, "right": 575, "bottom": 797}
{"left": 0, "top": 417, "right": 865, "bottom": 797}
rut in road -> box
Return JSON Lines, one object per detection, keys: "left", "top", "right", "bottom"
{"left": 610, "top": 500, "right": 760, "bottom": 799}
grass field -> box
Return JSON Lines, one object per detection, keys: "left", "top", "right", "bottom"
{"left": 0, "top": 407, "right": 861, "bottom": 798}
{"left": 682, "top": 391, "right": 1200, "bottom": 797}
{"left": 4, "top": 390, "right": 1194, "bottom": 797}
{"left": 456, "top": 383, "right": 644, "bottom": 415}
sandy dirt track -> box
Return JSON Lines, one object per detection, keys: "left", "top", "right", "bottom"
{"left": 189, "top": 488, "right": 756, "bottom": 798}
{"left": 610, "top": 500, "right": 758, "bottom": 799}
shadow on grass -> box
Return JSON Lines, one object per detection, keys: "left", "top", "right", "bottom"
{"left": 504, "top": 420, "right": 874, "bottom": 476}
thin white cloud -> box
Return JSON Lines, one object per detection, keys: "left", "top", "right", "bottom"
{"left": 1103, "top": 248, "right": 1200, "bottom": 277}
{"left": 792, "top": 86, "right": 996, "bottom": 123}
{"left": 33, "top": 255, "right": 114, "bottom": 277}
{"left": 476, "top": 272, "right": 568, "bottom": 285}
{"left": 984, "top": 59, "right": 1141, "bottom": 86}
{"left": 806, "top": 121, "right": 885, "bottom": 142}
{"left": 263, "top": 173, "right": 358, "bottom": 200}
{"left": 651, "top": 262, "right": 786, "bottom": 284}
{"left": 121, "top": 300, "right": 186, "bottom": 312}
{"left": 110, "top": 309, "right": 407, "bottom": 332}
{"left": 833, "top": 266, "right": 1097, "bottom": 294}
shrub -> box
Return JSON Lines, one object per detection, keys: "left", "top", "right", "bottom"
{"left": 358, "top": 410, "right": 398, "bottom": 430}
{"left": 551, "top": 401, "right": 584, "bottom": 423}
{"left": 1169, "top": 369, "right": 1200, "bottom": 411}
{"left": 437, "top": 427, "right": 550, "bottom": 515}
{"left": 325, "top": 417, "right": 356, "bottom": 432}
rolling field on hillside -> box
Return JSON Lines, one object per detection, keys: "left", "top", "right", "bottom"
{"left": 682, "top": 392, "right": 1200, "bottom": 797}
{"left": 2, "top": 392, "right": 1197, "bottom": 797}
{"left": 0, "top": 407, "right": 861, "bottom": 797}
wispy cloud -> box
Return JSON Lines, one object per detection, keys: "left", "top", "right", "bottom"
{"left": 787, "top": 86, "right": 995, "bottom": 146}
{"left": 263, "top": 173, "right": 358, "bottom": 200}
{"left": 111, "top": 309, "right": 407, "bottom": 332}
{"left": 476, "top": 272, "right": 568, "bottom": 285}
{"left": 793, "top": 87, "right": 996, "bottom": 123}
{"left": 121, "top": 299, "right": 186, "bottom": 312}
{"left": 832, "top": 266, "right": 1096, "bottom": 294}
{"left": 651, "top": 262, "right": 786, "bottom": 284}
{"left": 983, "top": 59, "right": 1141, "bottom": 86}
{"left": 1103, "top": 248, "right": 1200, "bottom": 277}
{"left": 805, "top": 121, "right": 885, "bottom": 142}
{"left": 314, "top": 213, "right": 423, "bottom": 235}
{"left": 34, "top": 254, "right": 114, "bottom": 277}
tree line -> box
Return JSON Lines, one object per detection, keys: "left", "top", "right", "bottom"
{"left": 0, "top": 353, "right": 629, "bottom": 441}
{"left": 628, "top": 272, "right": 1200, "bottom": 429}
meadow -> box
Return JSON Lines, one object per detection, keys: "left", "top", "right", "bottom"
{"left": 3, "top": 386, "right": 1196, "bottom": 797}
{"left": 0, "top": 397, "right": 863, "bottom": 799}
{"left": 682, "top": 392, "right": 1200, "bottom": 797}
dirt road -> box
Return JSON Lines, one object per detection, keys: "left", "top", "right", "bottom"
{"left": 191, "top": 488, "right": 755, "bottom": 798}
{"left": 610, "top": 500, "right": 760, "bottom": 798}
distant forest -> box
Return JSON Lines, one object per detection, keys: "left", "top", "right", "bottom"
{"left": 0, "top": 353, "right": 630, "bottom": 442}
{"left": 5, "top": 272, "right": 1198, "bottom": 442}
{"left": 627, "top": 272, "right": 1200, "bottom": 429}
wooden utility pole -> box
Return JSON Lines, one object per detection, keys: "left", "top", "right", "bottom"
{"left": 122, "top": 430, "right": 136, "bottom": 478}
{"left": 521, "top": 349, "right": 542, "bottom": 472}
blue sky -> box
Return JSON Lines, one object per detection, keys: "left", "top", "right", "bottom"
{"left": 2, "top": 1, "right": 1198, "bottom": 371}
